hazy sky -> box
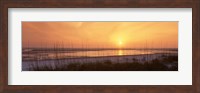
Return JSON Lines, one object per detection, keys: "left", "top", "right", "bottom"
{"left": 22, "top": 22, "right": 178, "bottom": 48}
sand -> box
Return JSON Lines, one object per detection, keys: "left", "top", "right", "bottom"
{"left": 22, "top": 53, "right": 177, "bottom": 71}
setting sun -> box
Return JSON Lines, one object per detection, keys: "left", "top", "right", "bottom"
{"left": 119, "top": 40, "right": 123, "bottom": 45}
{"left": 22, "top": 21, "right": 178, "bottom": 71}
{"left": 23, "top": 22, "right": 178, "bottom": 48}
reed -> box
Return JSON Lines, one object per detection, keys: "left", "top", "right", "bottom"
{"left": 23, "top": 41, "right": 178, "bottom": 71}
{"left": 28, "top": 55, "right": 178, "bottom": 71}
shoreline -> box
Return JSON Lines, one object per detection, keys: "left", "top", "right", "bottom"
{"left": 23, "top": 53, "right": 177, "bottom": 62}
{"left": 22, "top": 53, "right": 178, "bottom": 71}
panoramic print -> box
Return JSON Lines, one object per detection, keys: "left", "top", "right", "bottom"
{"left": 22, "top": 22, "right": 178, "bottom": 71}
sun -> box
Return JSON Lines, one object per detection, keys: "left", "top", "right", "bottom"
{"left": 119, "top": 41, "right": 122, "bottom": 46}
{"left": 114, "top": 37, "right": 125, "bottom": 48}
{"left": 118, "top": 40, "right": 123, "bottom": 48}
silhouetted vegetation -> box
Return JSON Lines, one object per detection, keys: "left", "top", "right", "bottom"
{"left": 23, "top": 42, "right": 178, "bottom": 71}
{"left": 29, "top": 55, "right": 178, "bottom": 71}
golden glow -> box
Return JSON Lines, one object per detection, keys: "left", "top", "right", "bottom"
{"left": 118, "top": 50, "right": 123, "bottom": 56}
{"left": 119, "top": 41, "right": 122, "bottom": 45}
{"left": 118, "top": 40, "right": 123, "bottom": 47}
{"left": 22, "top": 22, "right": 178, "bottom": 48}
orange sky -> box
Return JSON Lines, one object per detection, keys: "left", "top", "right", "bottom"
{"left": 22, "top": 22, "right": 178, "bottom": 48}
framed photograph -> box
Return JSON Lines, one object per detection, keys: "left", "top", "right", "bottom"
{"left": 21, "top": 21, "right": 179, "bottom": 71}
{"left": 0, "top": 0, "right": 199, "bottom": 93}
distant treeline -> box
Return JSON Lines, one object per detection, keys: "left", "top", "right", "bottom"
{"left": 23, "top": 48, "right": 178, "bottom": 52}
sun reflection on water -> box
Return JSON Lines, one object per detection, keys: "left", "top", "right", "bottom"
{"left": 118, "top": 50, "right": 123, "bottom": 56}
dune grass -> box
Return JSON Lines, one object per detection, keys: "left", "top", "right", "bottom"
{"left": 28, "top": 55, "right": 178, "bottom": 71}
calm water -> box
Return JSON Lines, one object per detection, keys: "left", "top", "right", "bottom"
{"left": 22, "top": 48, "right": 178, "bottom": 61}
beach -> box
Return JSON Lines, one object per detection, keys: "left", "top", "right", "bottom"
{"left": 22, "top": 53, "right": 178, "bottom": 71}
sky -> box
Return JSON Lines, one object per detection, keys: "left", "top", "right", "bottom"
{"left": 22, "top": 22, "right": 178, "bottom": 48}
